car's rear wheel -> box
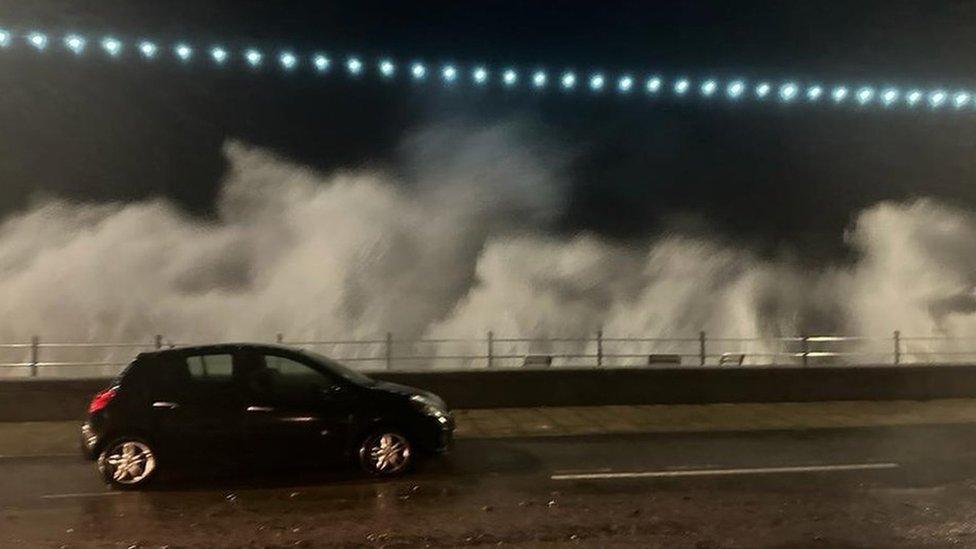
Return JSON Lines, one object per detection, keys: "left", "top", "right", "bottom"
{"left": 358, "top": 429, "right": 413, "bottom": 476}
{"left": 97, "top": 437, "right": 158, "bottom": 489}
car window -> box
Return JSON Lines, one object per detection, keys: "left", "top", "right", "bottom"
{"left": 148, "top": 353, "right": 241, "bottom": 404}
{"left": 146, "top": 354, "right": 192, "bottom": 400}
{"left": 246, "top": 353, "right": 337, "bottom": 405}
{"left": 186, "top": 354, "right": 234, "bottom": 380}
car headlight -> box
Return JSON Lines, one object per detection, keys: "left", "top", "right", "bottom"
{"left": 410, "top": 394, "right": 448, "bottom": 418}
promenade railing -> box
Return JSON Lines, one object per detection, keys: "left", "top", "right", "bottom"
{"left": 2, "top": 330, "right": 975, "bottom": 377}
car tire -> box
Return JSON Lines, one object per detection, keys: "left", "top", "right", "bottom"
{"left": 97, "top": 436, "right": 159, "bottom": 489}
{"left": 358, "top": 429, "right": 414, "bottom": 477}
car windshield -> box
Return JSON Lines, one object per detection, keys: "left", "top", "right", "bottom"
{"left": 302, "top": 350, "right": 376, "bottom": 386}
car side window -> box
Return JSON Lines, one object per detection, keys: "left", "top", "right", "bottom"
{"left": 148, "top": 355, "right": 193, "bottom": 401}
{"left": 154, "top": 353, "right": 241, "bottom": 405}
{"left": 186, "top": 354, "right": 234, "bottom": 380}
{"left": 246, "top": 354, "right": 337, "bottom": 405}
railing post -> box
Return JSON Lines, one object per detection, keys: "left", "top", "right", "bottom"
{"left": 801, "top": 336, "right": 809, "bottom": 367}
{"left": 30, "top": 335, "right": 39, "bottom": 377}
{"left": 154, "top": 334, "right": 163, "bottom": 350}
{"left": 597, "top": 329, "right": 603, "bottom": 367}
{"left": 893, "top": 330, "right": 901, "bottom": 365}
{"left": 276, "top": 333, "right": 284, "bottom": 344}
{"left": 385, "top": 332, "right": 393, "bottom": 370}
{"left": 487, "top": 330, "right": 494, "bottom": 368}
{"left": 699, "top": 331, "right": 706, "bottom": 366}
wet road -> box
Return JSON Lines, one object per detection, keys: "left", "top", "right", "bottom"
{"left": 3, "top": 424, "right": 976, "bottom": 547}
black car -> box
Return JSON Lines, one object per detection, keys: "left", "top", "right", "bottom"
{"left": 81, "top": 343, "right": 453, "bottom": 488}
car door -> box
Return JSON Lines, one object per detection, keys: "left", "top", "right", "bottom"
{"left": 147, "top": 352, "right": 248, "bottom": 463}
{"left": 239, "top": 350, "right": 356, "bottom": 465}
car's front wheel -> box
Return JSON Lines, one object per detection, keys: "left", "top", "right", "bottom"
{"left": 97, "top": 437, "right": 158, "bottom": 489}
{"left": 358, "top": 429, "right": 413, "bottom": 476}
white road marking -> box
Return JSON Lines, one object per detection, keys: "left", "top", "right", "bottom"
{"left": 41, "top": 492, "right": 124, "bottom": 500}
{"left": 551, "top": 467, "right": 613, "bottom": 475}
{"left": 551, "top": 462, "right": 900, "bottom": 481}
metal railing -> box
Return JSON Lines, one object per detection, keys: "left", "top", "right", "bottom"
{"left": 2, "top": 330, "right": 976, "bottom": 378}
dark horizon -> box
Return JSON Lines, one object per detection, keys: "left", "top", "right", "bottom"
{"left": 2, "top": 1, "right": 976, "bottom": 261}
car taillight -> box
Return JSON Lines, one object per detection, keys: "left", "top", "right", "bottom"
{"left": 88, "top": 387, "right": 117, "bottom": 414}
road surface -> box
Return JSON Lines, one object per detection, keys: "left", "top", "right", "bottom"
{"left": 2, "top": 422, "right": 976, "bottom": 547}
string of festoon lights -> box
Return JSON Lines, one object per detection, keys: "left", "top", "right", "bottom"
{"left": 4, "top": 27, "right": 974, "bottom": 113}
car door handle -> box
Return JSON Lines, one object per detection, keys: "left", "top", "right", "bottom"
{"left": 246, "top": 406, "right": 275, "bottom": 413}
{"left": 152, "top": 401, "right": 180, "bottom": 410}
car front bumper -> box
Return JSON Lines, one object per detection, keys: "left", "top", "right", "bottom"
{"left": 418, "top": 413, "right": 454, "bottom": 455}
{"left": 434, "top": 422, "right": 454, "bottom": 454}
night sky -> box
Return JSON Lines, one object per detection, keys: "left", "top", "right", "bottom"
{"left": 2, "top": 0, "right": 976, "bottom": 262}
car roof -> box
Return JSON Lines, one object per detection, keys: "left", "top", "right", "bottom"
{"left": 137, "top": 342, "right": 301, "bottom": 359}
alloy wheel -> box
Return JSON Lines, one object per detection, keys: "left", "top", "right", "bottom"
{"left": 363, "top": 432, "right": 412, "bottom": 475}
{"left": 99, "top": 439, "right": 156, "bottom": 486}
